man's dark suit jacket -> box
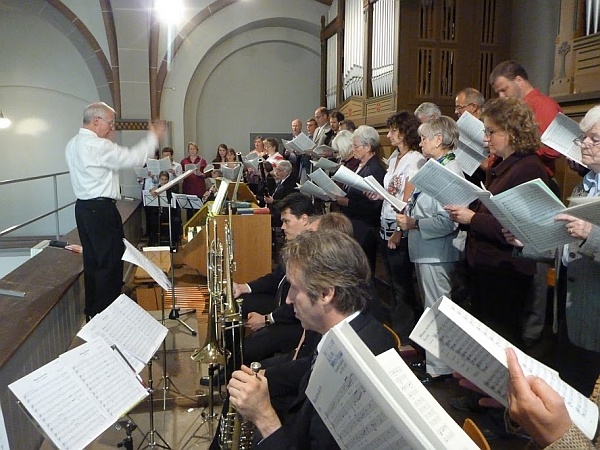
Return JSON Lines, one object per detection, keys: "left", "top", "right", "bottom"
{"left": 270, "top": 175, "right": 298, "bottom": 227}
{"left": 258, "top": 312, "right": 395, "bottom": 449}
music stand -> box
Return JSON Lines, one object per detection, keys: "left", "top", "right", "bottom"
{"left": 153, "top": 170, "right": 204, "bottom": 407}
{"left": 153, "top": 170, "right": 198, "bottom": 336}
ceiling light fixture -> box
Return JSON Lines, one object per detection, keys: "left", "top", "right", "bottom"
{"left": 0, "top": 110, "right": 11, "bottom": 129}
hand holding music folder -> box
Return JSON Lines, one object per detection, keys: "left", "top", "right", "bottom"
{"left": 306, "top": 322, "right": 478, "bottom": 449}
{"left": 409, "top": 296, "right": 599, "bottom": 441}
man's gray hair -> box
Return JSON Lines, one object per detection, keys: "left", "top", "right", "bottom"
{"left": 83, "top": 102, "right": 115, "bottom": 124}
{"left": 414, "top": 102, "right": 441, "bottom": 122}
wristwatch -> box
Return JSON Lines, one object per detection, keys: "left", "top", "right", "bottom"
{"left": 395, "top": 225, "right": 402, "bottom": 232}
{"left": 264, "top": 314, "right": 271, "bottom": 326}
{"left": 414, "top": 220, "right": 420, "bottom": 229}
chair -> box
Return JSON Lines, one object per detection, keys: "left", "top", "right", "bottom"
{"left": 462, "top": 418, "right": 491, "bottom": 450}
{"left": 383, "top": 323, "right": 402, "bottom": 351}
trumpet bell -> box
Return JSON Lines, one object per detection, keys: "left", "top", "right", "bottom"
{"left": 191, "top": 342, "right": 227, "bottom": 365}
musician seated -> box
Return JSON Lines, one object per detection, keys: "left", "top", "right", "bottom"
{"left": 233, "top": 193, "right": 317, "bottom": 363}
{"left": 228, "top": 231, "right": 395, "bottom": 449}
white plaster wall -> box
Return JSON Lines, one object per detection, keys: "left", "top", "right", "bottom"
{"left": 196, "top": 39, "right": 321, "bottom": 155}
{"left": 160, "top": 0, "right": 328, "bottom": 162}
{"left": 0, "top": 11, "right": 99, "bottom": 237}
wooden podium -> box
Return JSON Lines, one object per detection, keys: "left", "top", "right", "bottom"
{"left": 180, "top": 183, "right": 272, "bottom": 283}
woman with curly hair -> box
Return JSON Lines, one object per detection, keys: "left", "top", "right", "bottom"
{"left": 445, "top": 98, "right": 551, "bottom": 346}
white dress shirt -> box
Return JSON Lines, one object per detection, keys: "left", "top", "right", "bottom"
{"left": 65, "top": 128, "right": 158, "bottom": 200}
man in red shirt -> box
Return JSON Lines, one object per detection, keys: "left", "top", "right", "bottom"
{"left": 489, "top": 60, "right": 562, "bottom": 183}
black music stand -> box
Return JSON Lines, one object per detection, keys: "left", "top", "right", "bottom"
{"left": 153, "top": 170, "right": 202, "bottom": 407}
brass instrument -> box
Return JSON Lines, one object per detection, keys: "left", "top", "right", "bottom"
{"left": 191, "top": 206, "right": 255, "bottom": 449}
{"left": 191, "top": 216, "right": 227, "bottom": 367}
{"left": 220, "top": 362, "right": 261, "bottom": 450}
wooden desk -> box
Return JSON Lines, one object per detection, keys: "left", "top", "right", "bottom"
{"left": 133, "top": 248, "right": 171, "bottom": 284}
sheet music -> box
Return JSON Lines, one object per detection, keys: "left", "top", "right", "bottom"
{"left": 453, "top": 146, "right": 485, "bottom": 176}
{"left": 211, "top": 178, "right": 230, "bottom": 215}
{"left": 77, "top": 294, "right": 168, "bottom": 372}
{"left": 172, "top": 192, "right": 203, "bottom": 210}
{"left": 456, "top": 111, "right": 486, "bottom": 157}
{"left": 410, "top": 297, "right": 598, "bottom": 440}
{"left": 565, "top": 198, "right": 600, "bottom": 224}
{"left": 147, "top": 156, "right": 171, "bottom": 174}
{"left": 297, "top": 181, "right": 331, "bottom": 201}
{"left": 541, "top": 113, "right": 586, "bottom": 166}
{"left": 8, "top": 341, "right": 148, "bottom": 450}
{"left": 331, "top": 165, "right": 374, "bottom": 192}
{"left": 477, "top": 179, "right": 576, "bottom": 252}
{"left": 221, "top": 164, "right": 242, "bottom": 181}
{"left": 409, "top": 159, "right": 484, "bottom": 206}
{"left": 142, "top": 190, "right": 170, "bottom": 207}
{"left": 134, "top": 167, "right": 149, "bottom": 178}
{"left": 0, "top": 403, "right": 9, "bottom": 450}
{"left": 59, "top": 341, "right": 148, "bottom": 417}
{"left": 282, "top": 132, "right": 316, "bottom": 154}
{"left": 309, "top": 168, "right": 346, "bottom": 197}
{"left": 311, "top": 157, "right": 340, "bottom": 172}
{"left": 363, "top": 175, "right": 407, "bottom": 212}
{"left": 307, "top": 323, "right": 477, "bottom": 450}
{"left": 121, "top": 239, "right": 171, "bottom": 291}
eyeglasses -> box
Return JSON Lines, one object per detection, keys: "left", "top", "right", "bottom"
{"left": 351, "top": 142, "right": 364, "bottom": 148}
{"left": 573, "top": 135, "right": 600, "bottom": 148}
{"left": 483, "top": 128, "right": 500, "bottom": 136}
{"left": 454, "top": 103, "right": 474, "bottom": 111}
{"left": 96, "top": 117, "right": 115, "bottom": 127}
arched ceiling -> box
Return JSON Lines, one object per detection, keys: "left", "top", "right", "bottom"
{"left": 0, "top": 0, "right": 331, "bottom": 117}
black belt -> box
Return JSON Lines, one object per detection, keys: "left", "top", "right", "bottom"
{"left": 79, "top": 197, "right": 116, "bottom": 203}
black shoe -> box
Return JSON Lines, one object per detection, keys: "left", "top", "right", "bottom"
{"left": 409, "top": 360, "right": 426, "bottom": 371}
{"left": 419, "top": 373, "right": 453, "bottom": 385}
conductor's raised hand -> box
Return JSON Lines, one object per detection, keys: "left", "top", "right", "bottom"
{"left": 506, "top": 348, "right": 572, "bottom": 447}
{"left": 149, "top": 119, "right": 167, "bottom": 141}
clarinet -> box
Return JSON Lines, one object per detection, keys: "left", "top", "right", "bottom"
{"left": 258, "top": 159, "right": 269, "bottom": 197}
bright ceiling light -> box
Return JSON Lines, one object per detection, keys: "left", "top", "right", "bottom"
{"left": 155, "top": 0, "right": 183, "bottom": 25}
{"left": 0, "top": 111, "right": 11, "bottom": 129}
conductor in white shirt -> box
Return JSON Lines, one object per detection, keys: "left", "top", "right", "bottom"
{"left": 65, "top": 101, "right": 166, "bottom": 320}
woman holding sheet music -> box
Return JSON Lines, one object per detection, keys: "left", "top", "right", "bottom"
{"left": 334, "top": 125, "right": 385, "bottom": 273}
{"left": 181, "top": 141, "right": 208, "bottom": 198}
{"left": 505, "top": 105, "right": 600, "bottom": 396}
{"left": 396, "top": 115, "right": 465, "bottom": 384}
{"left": 445, "top": 98, "right": 550, "bottom": 348}
{"left": 366, "top": 112, "right": 425, "bottom": 345}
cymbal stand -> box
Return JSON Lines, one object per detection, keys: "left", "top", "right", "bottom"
{"left": 138, "top": 358, "right": 171, "bottom": 449}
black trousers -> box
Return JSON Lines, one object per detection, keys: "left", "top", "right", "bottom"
{"left": 75, "top": 199, "right": 124, "bottom": 317}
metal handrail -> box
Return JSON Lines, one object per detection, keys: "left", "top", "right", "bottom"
{"left": 0, "top": 172, "right": 72, "bottom": 240}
